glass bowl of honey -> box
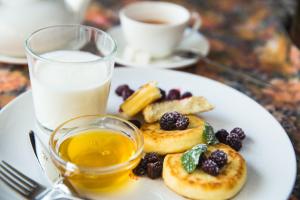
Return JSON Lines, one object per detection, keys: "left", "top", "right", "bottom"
{"left": 49, "top": 115, "right": 143, "bottom": 196}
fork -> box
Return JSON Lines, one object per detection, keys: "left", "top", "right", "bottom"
{"left": 0, "top": 161, "right": 81, "bottom": 200}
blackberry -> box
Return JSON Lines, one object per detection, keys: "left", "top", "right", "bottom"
{"left": 167, "top": 89, "right": 181, "bottom": 100}
{"left": 132, "top": 158, "right": 147, "bottom": 176}
{"left": 197, "top": 154, "right": 207, "bottom": 167}
{"left": 160, "top": 112, "right": 181, "bottom": 130}
{"left": 201, "top": 159, "right": 219, "bottom": 176}
{"left": 230, "top": 127, "right": 246, "bottom": 140}
{"left": 175, "top": 115, "right": 189, "bottom": 130}
{"left": 133, "top": 153, "right": 163, "bottom": 177}
{"left": 181, "top": 91, "right": 193, "bottom": 99}
{"left": 144, "top": 152, "right": 162, "bottom": 163}
{"left": 147, "top": 161, "right": 163, "bottom": 179}
{"left": 129, "top": 119, "right": 141, "bottom": 129}
{"left": 122, "top": 89, "right": 134, "bottom": 100}
{"left": 132, "top": 166, "right": 146, "bottom": 176}
{"left": 226, "top": 133, "right": 242, "bottom": 151}
{"left": 209, "top": 150, "right": 227, "bottom": 168}
{"left": 215, "top": 129, "right": 229, "bottom": 143}
{"left": 115, "top": 84, "right": 129, "bottom": 96}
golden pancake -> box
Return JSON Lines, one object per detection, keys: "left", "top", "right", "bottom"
{"left": 141, "top": 115, "right": 206, "bottom": 155}
{"left": 163, "top": 143, "right": 247, "bottom": 200}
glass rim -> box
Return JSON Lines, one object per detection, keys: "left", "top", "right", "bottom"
{"left": 49, "top": 114, "right": 144, "bottom": 174}
{"left": 24, "top": 24, "right": 117, "bottom": 64}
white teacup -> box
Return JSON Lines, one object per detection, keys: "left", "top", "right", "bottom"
{"left": 120, "top": 1, "right": 201, "bottom": 58}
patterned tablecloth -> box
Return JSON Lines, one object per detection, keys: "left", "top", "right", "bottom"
{"left": 0, "top": 0, "right": 299, "bottom": 199}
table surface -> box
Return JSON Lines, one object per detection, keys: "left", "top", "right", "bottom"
{"left": 0, "top": 0, "right": 299, "bottom": 199}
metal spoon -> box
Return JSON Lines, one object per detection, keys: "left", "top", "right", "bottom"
{"left": 173, "top": 49, "right": 274, "bottom": 89}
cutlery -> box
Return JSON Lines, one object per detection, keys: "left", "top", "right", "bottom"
{"left": 29, "top": 131, "right": 79, "bottom": 198}
{"left": 29, "top": 131, "right": 61, "bottom": 184}
{"left": 0, "top": 161, "right": 80, "bottom": 200}
{"left": 174, "top": 49, "right": 277, "bottom": 89}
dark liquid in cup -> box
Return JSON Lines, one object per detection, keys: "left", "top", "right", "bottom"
{"left": 138, "top": 19, "right": 169, "bottom": 25}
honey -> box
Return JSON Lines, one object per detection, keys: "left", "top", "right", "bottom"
{"left": 58, "top": 129, "right": 140, "bottom": 193}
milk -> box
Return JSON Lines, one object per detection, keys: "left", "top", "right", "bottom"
{"left": 29, "top": 50, "right": 112, "bottom": 130}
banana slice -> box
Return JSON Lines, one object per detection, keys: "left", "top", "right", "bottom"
{"left": 120, "top": 81, "right": 162, "bottom": 117}
{"left": 143, "top": 96, "right": 214, "bottom": 123}
{"left": 141, "top": 115, "right": 206, "bottom": 154}
{"left": 163, "top": 143, "right": 247, "bottom": 200}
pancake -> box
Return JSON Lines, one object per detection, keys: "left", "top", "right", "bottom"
{"left": 141, "top": 115, "right": 206, "bottom": 154}
{"left": 163, "top": 143, "right": 247, "bottom": 200}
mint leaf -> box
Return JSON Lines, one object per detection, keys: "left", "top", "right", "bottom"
{"left": 203, "top": 123, "right": 218, "bottom": 145}
{"left": 181, "top": 144, "right": 207, "bottom": 173}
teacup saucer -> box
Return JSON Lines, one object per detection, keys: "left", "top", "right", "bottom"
{"left": 107, "top": 25, "right": 210, "bottom": 69}
{"left": 0, "top": 54, "right": 27, "bottom": 65}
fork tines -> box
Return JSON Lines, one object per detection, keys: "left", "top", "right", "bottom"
{"left": 0, "top": 161, "right": 40, "bottom": 198}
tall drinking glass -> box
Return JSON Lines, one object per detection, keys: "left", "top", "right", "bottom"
{"left": 25, "top": 25, "right": 116, "bottom": 131}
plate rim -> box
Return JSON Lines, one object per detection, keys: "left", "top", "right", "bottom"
{"left": 0, "top": 54, "right": 27, "bottom": 65}
{"left": 0, "top": 67, "right": 297, "bottom": 199}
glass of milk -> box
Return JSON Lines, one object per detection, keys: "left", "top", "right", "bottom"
{"left": 25, "top": 25, "right": 116, "bottom": 131}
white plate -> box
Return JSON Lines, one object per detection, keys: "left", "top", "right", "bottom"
{"left": 0, "top": 54, "right": 27, "bottom": 65}
{"left": 108, "top": 26, "right": 209, "bottom": 69}
{"left": 0, "top": 68, "right": 296, "bottom": 200}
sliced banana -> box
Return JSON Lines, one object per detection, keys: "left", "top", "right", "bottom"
{"left": 143, "top": 96, "right": 214, "bottom": 123}
{"left": 120, "top": 81, "right": 161, "bottom": 117}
